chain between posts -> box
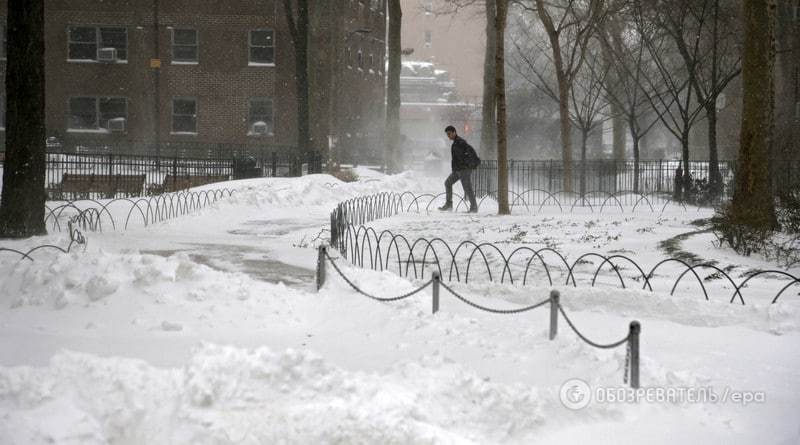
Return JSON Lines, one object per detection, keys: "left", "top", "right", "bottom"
{"left": 324, "top": 248, "right": 433, "bottom": 302}
{"left": 319, "top": 245, "right": 641, "bottom": 388}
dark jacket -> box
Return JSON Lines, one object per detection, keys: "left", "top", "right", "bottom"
{"left": 450, "top": 136, "right": 479, "bottom": 172}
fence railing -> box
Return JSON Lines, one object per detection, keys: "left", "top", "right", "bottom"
{"left": 0, "top": 150, "right": 322, "bottom": 201}
{"left": 471, "top": 159, "right": 800, "bottom": 202}
{"left": 317, "top": 245, "right": 642, "bottom": 388}
{"left": 328, "top": 192, "right": 799, "bottom": 304}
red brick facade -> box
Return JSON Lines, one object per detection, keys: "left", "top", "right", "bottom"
{"left": 0, "top": 0, "right": 386, "bottom": 159}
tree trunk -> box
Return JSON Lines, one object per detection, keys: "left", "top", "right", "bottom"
{"left": 495, "top": 0, "right": 510, "bottom": 215}
{"left": 731, "top": 0, "right": 777, "bottom": 228}
{"left": 612, "top": 105, "right": 626, "bottom": 161}
{"left": 386, "top": 0, "right": 402, "bottom": 172}
{"left": 0, "top": 0, "right": 47, "bottom": 238}
{"left": 535, "top": 0, "right": 573, "bottom": 192}
{"left": 706, "top": 103, "right": 722, "bottom": 197}
{"left": 681, "top": 130, "right": 691, "bottom": 202}
{"left": 557, "top": 75, "right": 573, "bottom": 192}
{"left": 480, "top": 0, "right": 497, "bottom": 158}
{"left": 580, "top": 131, "right": 588, "bottom": 196}
{"left": 283, "top": 0, "right": 311, "bottom": 175}
{"left": 633, "top": 136, "right": 641, "bottom": 193}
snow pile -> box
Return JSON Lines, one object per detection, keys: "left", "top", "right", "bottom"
{"left": 0, "top": 343, "right": 585, "bottom": 444}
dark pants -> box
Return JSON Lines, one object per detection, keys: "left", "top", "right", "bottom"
{"left": 445, "top": 169, "right": 478, "bottom": 209}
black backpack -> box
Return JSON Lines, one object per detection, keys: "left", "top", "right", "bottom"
{"left": 466, "top": 144, "right": 481, "bottom": 169}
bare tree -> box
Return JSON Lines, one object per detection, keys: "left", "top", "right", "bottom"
{"left": 632, "top": 1, "right": 706, "bottom": 201}
{"left": 659, "top": 0, "right": 742, "bottom": 197}
{"left": 386, "top": 0, "right": 402, "bottom": 172}
{"left": 569, "top": 45, "right": 611, "bottom": 195}
{"left": 730, "top": 0, "right": 777, "bottom": 228}
{"left": 282, "top": 0, "right": 311, "bottom": 174}
{"left": 509, "top": 27, "right": 610, "bottom": 193}
{"left": 598, "top": 7, "right": 670, "bottom": 193}
{"left": 0, "top": 0, "right": 47, "bottom": 238}
{"left": 527, "top": 0, "right": 608, "bottom": 192}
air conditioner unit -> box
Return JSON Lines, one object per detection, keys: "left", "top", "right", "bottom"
{"left": 107, "top": 117, "right": 126, "bottom": 132}
{"left": 251, "top": 121, "right": 269, "bottom": 135}
{"left": 97, "top": 47, "right": 118, "bottom": 63}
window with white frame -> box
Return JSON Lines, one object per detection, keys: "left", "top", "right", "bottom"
{"left": 68, "top": 26, "right": 127, "bottom": 61}
{"left": 248, "top": 98, "right": 274, "bottom": 136}
{"left": 68, "top": 97, "right": 127, "bottom": 131}
{"left": 249, "top": 29, "right": 275, "bottom": 65}
{"left": 172, "top": 98, "right": 197, "bottom": 134}
{"left": 172, "top": 28, "right": 198, "bottom": 63}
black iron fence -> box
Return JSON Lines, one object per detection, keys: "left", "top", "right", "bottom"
{"left": 0, "top": 149, "right": 322, "bottom": 200}
{"left": 471, "top": 160, "right": 800, "bottom": 203}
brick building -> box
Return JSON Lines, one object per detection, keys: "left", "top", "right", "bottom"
{"left": 0, "top": 0, "right": 387, "bottom": 160}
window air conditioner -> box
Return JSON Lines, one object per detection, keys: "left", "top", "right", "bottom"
{"left": 97, "top": 47, "right": 118, "bottom": 63}
{"left": 108, "top": 117, "right": 126, "bottom": 132}
{"left": 251, "top": 121, "right": 269, "bottom": 135}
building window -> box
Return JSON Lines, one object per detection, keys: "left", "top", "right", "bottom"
{"left": 248, "top": 98, "right": 274, "bottom": 136}
{"left": 794, "top": 5, "right": 799, "bottom": 21}
{"left": 357, "top": 50, "right": 364, "bottom": 70}
{"left": 0, "top": 95, "right": 5, "bottom": 130}
{"left": 369, "top": 53, "right": 375, "bottom": 72}
{"left": 424, "top": 0, "right": 433, "bottom": 15}
{"left": 424, "top": 30, "right": 432, "bottom": 48}
{"left": 68, "top": 97, "right": 127, "bottom": 132}
{"left": 172, "top": 28, "right": 198, "bottom": 63}
{"left": 68, "top": 26, "right": 128, "bottom": 62}
{"left": 172, "top": 98, "right": 197, "bottom": 134}
{"left": 249, "top": 29, "right": 275, "bottom": 65}
{"left": 346, "top": 47, "right": 352, "bottom": 68}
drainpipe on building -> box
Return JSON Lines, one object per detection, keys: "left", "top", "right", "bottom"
{"left": 152, "top": 0, "right": 161, "bottom": 163}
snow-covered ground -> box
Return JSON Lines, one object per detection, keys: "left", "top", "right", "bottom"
{"left": 0, "top": 169, "right": 798, "bottom": 444}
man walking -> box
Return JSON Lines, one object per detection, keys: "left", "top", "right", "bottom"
{"left": 438, "top": 125, "right": 480, "bottom": 212}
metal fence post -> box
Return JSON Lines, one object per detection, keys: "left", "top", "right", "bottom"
{"left": 549, "top": 290, "right": 559, "bottom": 340}
{"left": 316, "top": 245, "right": 327, "bottom": 291}
{"left": 432, "top": 272, "right": 440, "bottom": 314}
{"left": 629, "top": 320, "right": 641, "bottom": 389}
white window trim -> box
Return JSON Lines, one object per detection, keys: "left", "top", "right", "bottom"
{"left": 66, "top": 25, "right": 129, "bottom": 63}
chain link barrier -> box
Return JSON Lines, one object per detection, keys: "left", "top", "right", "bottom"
{"left": 439, "top": 281, "right": 551, "bottom": 314}
{"left": 325, "top": 250, "right": 433, "bottom": 302}
{"left": 557, "top": 304, "right": 630, "bottom": 349}
{"left": 321, "top": 248, "right": 639, "bottom": 387}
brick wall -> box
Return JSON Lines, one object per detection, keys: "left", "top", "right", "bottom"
{"left": 0, "top": 0, "right": 387, "bottom": 158}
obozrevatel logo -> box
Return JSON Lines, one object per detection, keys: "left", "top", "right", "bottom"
{"left": 560, "top": 378, "right": 592, "bottom": 410}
